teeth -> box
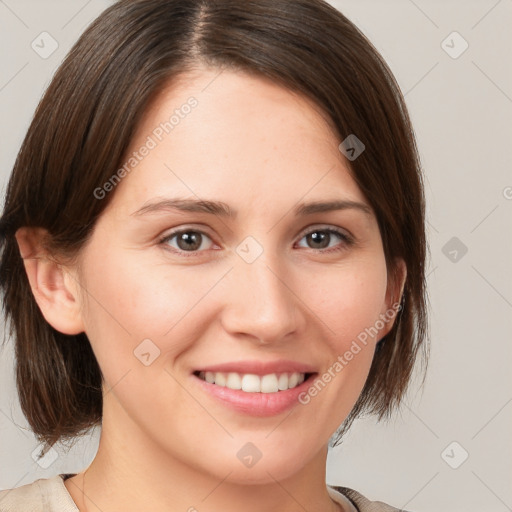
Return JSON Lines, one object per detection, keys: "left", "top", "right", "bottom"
{"left": 198, "top": 371, "right": 307, "bottom": 393}
{"left": 260, "top": 374, "right": 278, "bottom": 393}
{"left": 242, "top": 374, "right": 261, "bottom": 392}
{"left": 278, "top": 373, "right": 289, "bottom": 391}
{"left": 227, "top": 372, "right": 242, "bottom": 390}
{"left": 215, "top": 372, "right": 226, "bottom": 387}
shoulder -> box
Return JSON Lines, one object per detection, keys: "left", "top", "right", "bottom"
{"left": 328, "top": 484, "right": 414, "bottom": 512}
{"left": 0, "top": 475, "right": 78, "bottom": 512}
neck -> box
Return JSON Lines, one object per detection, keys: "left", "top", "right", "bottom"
{"left": 65, "top": 396, "right": 342, "bottom": 512}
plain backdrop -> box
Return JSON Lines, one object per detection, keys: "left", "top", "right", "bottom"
{"left": 0, "top": 1, "right": 511, "bottom": 511}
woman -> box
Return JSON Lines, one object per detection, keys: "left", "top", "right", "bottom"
{"left": 0, "top": 0, "right": 428, "bottom": 510}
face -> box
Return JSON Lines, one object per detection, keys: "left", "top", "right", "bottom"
{"left": 68, "top": 68, "right": 400, "bottom": 483}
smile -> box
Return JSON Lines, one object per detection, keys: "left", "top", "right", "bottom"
{"left": 191, "top": 361, "right": 318, "bottom": 416}
{"left": 195, "top": 371, "right": 309, "bottom": 393}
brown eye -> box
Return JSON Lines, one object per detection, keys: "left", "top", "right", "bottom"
{"left": 296, "top": 228, "right": 352, "bottom": 252}
{"left": 161, "top": 230, "right": 214, "bottom": 253}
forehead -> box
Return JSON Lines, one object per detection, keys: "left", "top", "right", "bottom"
{"left": 105, "top": 68, "right": 367, "bottom": 216}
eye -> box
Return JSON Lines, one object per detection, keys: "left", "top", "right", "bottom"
{"left": 159, "top": 229, "right": 214, "bottom": 254}
{"left": 296, "top": 227, "right": 353, "bottom": 252}
{"left": 159, "top": 226, "right": 353, "bottom": 256}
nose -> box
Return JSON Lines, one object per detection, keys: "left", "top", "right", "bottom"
{"left": 220, "top": 254, "right": 304, "bottom": 345}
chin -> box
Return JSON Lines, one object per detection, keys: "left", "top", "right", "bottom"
{"left": 192, "top": 444, "right": 315, "bottom": 486}
{"left": 219, "top": 461, "right": 305, "bottom": 486}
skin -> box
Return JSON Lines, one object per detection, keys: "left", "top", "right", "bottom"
{"left": 16, "top": 67, "right": 405, "bottom": 512}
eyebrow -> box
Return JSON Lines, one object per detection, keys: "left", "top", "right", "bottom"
{"left": 130, "top": 197, "right": 373, "bottom": 218}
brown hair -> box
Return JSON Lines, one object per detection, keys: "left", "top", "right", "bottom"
{"left": 0, "top": 0, "right": 428, "bottom": 450}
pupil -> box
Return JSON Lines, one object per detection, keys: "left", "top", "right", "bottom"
{"left": 309, "top": 231, "right": 329, "bottom": 249}
{"left": 178, "top": 232, "right": 201, "bottom": 251}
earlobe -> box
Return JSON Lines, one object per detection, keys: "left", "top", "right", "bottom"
{"left": 393, "top": 258, "right": 407, "bottom": 308}
{"left": 15, "top": 227, "right": 85, "bottom": 335}
{"left": 379, "top": 258, "right": 407, "bottom": 339}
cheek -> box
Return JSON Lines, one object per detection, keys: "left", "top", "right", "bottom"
{"left": 293, "top": 258, "right": 388, "bottom": 427}
{"left": 308, "top": 256, "right": 389, "bottom": 347}
{"left": 79, "top": 248, "right": 225, "bottom": 382}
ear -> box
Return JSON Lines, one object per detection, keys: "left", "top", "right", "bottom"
{"left": 378, "top": 258, "right": 407, "bottom": 339}
{"left": 15, "top": 227, "right": 85, "bottom": 335}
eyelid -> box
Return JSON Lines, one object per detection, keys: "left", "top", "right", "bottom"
{"left": 299, "top": 223, "right": 352, "bottom": 240}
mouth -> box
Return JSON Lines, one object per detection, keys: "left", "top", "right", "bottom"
{"left": 190, "top": 360, "right": 318, "bottom": 416}
{"left": 193, "top": 370, "right": 315, "bottom": 393}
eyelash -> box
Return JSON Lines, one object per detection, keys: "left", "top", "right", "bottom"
{"left": 158, "top": 226, "right": 354, "bottom": 257}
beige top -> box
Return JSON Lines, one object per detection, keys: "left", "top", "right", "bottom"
{"left": 0, "top": 474, "right": 406, "bottom": 511}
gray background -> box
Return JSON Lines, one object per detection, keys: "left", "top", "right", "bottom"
{"left": 0, "top": 1, "right": 511, "bottom": 511}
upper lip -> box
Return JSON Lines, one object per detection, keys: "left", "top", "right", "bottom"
{"left": 194, "top": 360, "right": 317, "bottom": 376}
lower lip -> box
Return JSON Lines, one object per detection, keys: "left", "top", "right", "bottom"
{"left": 191, "top": 373, "right": 317, "bottom": 417}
